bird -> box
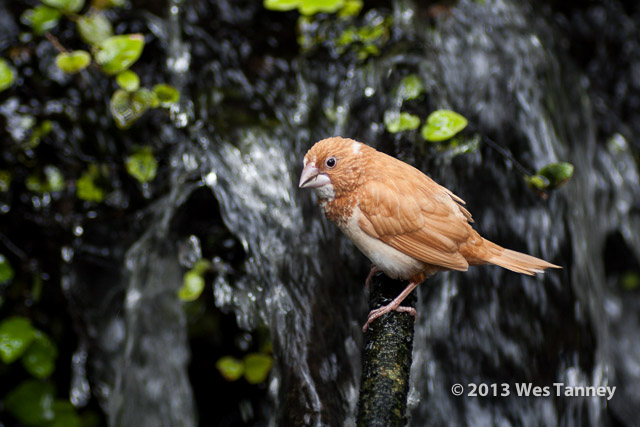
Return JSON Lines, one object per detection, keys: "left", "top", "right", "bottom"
{"left": 299, "top": 136, "right": 561, "bottom": 332}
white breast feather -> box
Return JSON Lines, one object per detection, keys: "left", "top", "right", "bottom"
{"left": 338, "top": 206, "right": 425, "bottom": 280}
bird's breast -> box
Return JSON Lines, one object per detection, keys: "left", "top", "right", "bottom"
{"left": 337, "top": 205, "right": 426, "bottom": 281}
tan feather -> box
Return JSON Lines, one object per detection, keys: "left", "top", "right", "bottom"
{"left": 301, "top": 136, "right": 561, "bottom": 277}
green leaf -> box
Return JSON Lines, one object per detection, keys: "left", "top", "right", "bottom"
{"left": 55, "top": 50, "right": 91, "bottom": 74}
{"left": 621, "top": 271, "right": 640, "bottom": 291}
{"left": 0, "top": 58, "right": 16, "bottom": 93}
{"left": 0, "top": 254, "right": 14, "bottom": 285}
{"left": 110, "top": 88, "right": 154, "bottom": 129}
{"left": 383, "top": 111, "right": 420, "bottom": 133}
{"left": 421, "top": 109, "right": 468, "bottom": 142}
{"left": 299, "top": 0, "right": 345, "bottom": 15}
{"left": 178, "top": 271, "right": 205, "bottom": 302}
{"left": 116, "top": 70, "right": 140, "bottom": 92}
{"left": 243, "top": 353, "right": 273, "bottom": 384}
{"left": 76, "top": 165, "right": 105, "bottom": 202}
{"left": 51, "top": 400, "right": 82, "bottom": 427}
{"left": 41, "top": 0, "right": 85, "bottom": 14}
{"left": 178, "top": 259, "right": 210, "bottom": 302}
{"left": 192, "top": 259, "right": 211, "bottom": 275}
{"left": 152, "top": 83, "right": 180, "bottom": 107}
{"left": 5, "top": 380, "right": 56, "bottom": 426}
{"left": 125, "top": 146, "right": 158, "bottom": 183}
{"left": 0, "top": 316, "right": 36, "bottom": 364}
{"left": 264, "top": 0, "right": 300, "bottom": 12}
{"left": 338, "top": 0, "right": 363, "bottom": 17}
{"left": 525, "top": 174, "right": 550, "bottom": 191}
{"left": 26, "top": 120, "right": 54, "bottom": 150}
{"left": 0, "top": 170, "right": 12, "bottom": 192}
{"left": 216, "top": 356, "right": 244, "bottom": 381}
{"left": 537, "top": 162, "right": 574, "bottom": 190}
{"left": 21, "top": 330, "right": 58, "bottom": 379}
{"left": 77, "top": 12, "right": 113, "bottom": 45}
{"left": 21, "top": 6, "right": 62, "bottom": 35}
{"left": 396, "top": 74, "right": 424, "bottom": 101}
{"left": 95, "top": 34, "right": 145, "bottom": 75}
{"left": 440, "top": 134, "right": 481, "bottom": 157}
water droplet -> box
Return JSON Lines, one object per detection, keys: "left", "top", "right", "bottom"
{"left": 205, "top": 171, "right": 218, "bottom": 187}
{"left": 178, "top": 235, "right": 202, "bottom": 268}
{"left": 61, "top": 247, "right": 74, "bottom": 263}
{"left": 70, "top": 349, "right": 91, "bottom": 407}
{"left": 126, "top": 289, "right": 142, "bottom": 309}
{"left": 182, "top": 153, "right": 198, "bottom": 171}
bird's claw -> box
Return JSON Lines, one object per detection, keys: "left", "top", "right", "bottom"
{"left": 362, "top": 304, "right": 416, "bottom": 332}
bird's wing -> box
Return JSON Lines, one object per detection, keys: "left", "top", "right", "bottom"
{"left": 357, "top": 166, "right": 472, "bottom": 271}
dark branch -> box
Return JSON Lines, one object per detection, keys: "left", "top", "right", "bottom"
{"left": 357, "top": 273, "right": 416, "bottom": 427}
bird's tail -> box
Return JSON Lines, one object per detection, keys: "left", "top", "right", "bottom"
{"left": 464, "top": 231, "right": 561, "bottom": 275}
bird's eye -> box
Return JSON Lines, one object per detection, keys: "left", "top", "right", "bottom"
{"left": 325, "top": 157, "right": 337, "bottom": 168}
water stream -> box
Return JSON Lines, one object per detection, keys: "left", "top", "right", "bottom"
{"left": 58, "top": 0, "right": 640, "bottom": 425}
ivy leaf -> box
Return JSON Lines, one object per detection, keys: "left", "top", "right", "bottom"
{"left": 5, "top": 380, "right": 56, "bottom": 426}
{"left": 0, "top": 253, "right": 14, "bottom": 285}
{"left": 396, "top": 74, "right": 424, "bottom": 102}
{"left": 243, "top": 353, "right": 273, "bottom": 384}
{"left": 216, "top": 356, "right": 244, "bottom": 381}
{"left": 55, "top": 50, "right": 91, "bottom": 74}
{"left": 338, "top": 0, "right": 363, "bottom": 17}
{"left": 22, "top": 330, "right": 58, "bottom": 379}
{"left": 125, "top": 146, "right": 158, "bottom": 183}
{"left": 536, "top": 162, "right": 574, "bottom": 190}
{"left": 383, "top": 111, "right": 420, "bottom": 133}
{"left": 152, "top": 83, "right": 180, "bottom": 107}
{"left": 41, "top": 0, "right": 85, "bottom": 14}
{"left": 178, "top": 259, "right": 210, "bottom": 302}
{"left": 263, "top": 0, "right": 301, "bottom": 12}
{"left": 51, "top": 400, "right": 82, "bottom": 427}
{"left": 21, "top": 6, "right": 62, "bottom": 35}
{"left": 421, "top": 109, "right": 469, "bottom": 142}
{"left": 110, "top": 88, "right": 155, "bottom": 129}
{"left": 76, "top": 165, "right": 105, "bottom": 202}
{"left": 0, "top": 58, "right": 16, "bottom": 93}
{"left": 95, "top": 34, "right": 145, "bottom": 75}
{"left": 299, "top": 0, "right": 345, "bottom": 15}
{"left": 525, "top": 174, "right": 550, "bottom": 191}
{"left": 178, "top": 272, "right": 205, "bottom": 302}
{"left": 77, "top": 12, "right": 113, "bottom": 45}
{"left": 116, "top": 70, "right": 140, "bottom": 92}
{"left": 0, "top": 316, "right": 36, "bottom": 364}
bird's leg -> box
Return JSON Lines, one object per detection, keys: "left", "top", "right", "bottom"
{"left": 364, "top": 264, "right": 379, "bottom": 291}
{"left": 362, "top": 281, "right": 419, "bottom": 332}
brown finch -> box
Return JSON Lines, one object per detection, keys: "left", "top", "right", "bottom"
{"left": 299, "top": 137, "right": 560, "bottom": 332}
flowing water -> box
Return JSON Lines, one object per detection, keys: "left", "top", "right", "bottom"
{"left": 52, "top": 0, "right": 640, "bottom": 425}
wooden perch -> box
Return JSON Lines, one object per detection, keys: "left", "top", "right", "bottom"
{"left": 356, "top": 273, "right": 417, "bottom": 427}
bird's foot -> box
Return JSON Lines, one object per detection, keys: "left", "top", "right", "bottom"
{"left": 362, "top": 303, "right": 416, "bottom": 332}
{"left": 364, "top": 265, "right": 380, "bottom": 291}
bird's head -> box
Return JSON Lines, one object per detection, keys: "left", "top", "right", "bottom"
{"left": 299, "top": 137, "right": 366, "bottom": 201}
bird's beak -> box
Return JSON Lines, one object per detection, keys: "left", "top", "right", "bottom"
{"left": 299, "top": 163, "right": 331, "bottom": 188}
